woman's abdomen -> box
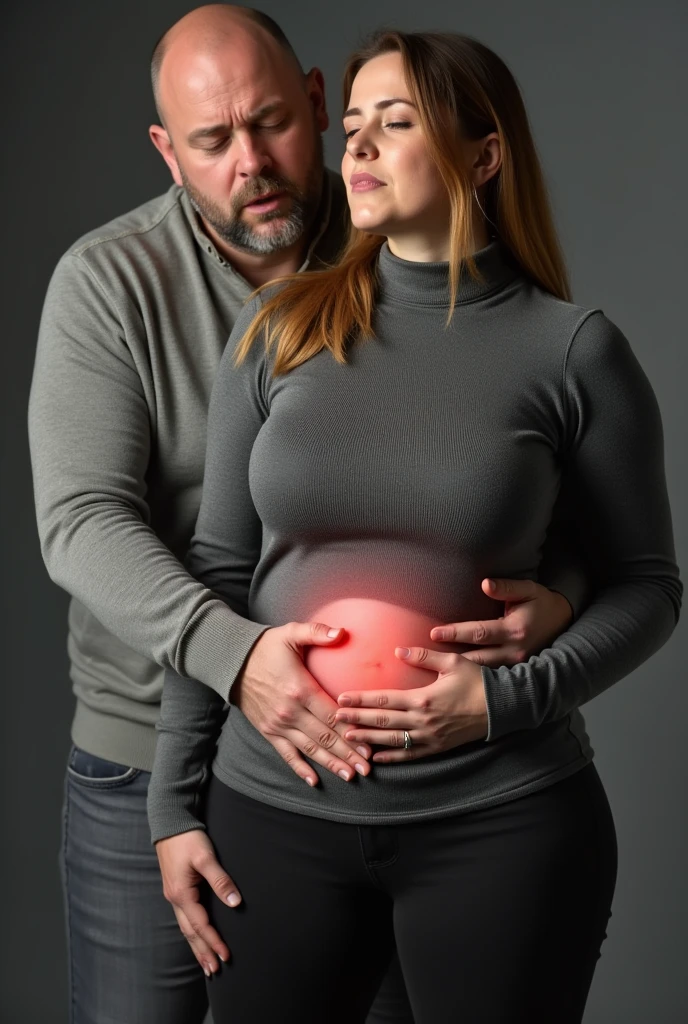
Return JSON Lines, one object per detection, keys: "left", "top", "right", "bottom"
{"left": 303, "top": 598, "right": 469, "bottom": 700}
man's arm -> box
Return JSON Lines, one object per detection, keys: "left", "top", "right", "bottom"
{"left": 28, "top": 251, "right": 263, "bottom": 699}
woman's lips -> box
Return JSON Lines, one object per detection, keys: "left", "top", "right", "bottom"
{"left": 350, "top": 174, "right": 385, "bottom": 194}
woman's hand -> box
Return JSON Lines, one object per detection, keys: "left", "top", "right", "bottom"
{"left": 430, "top": 577, "right": 573, "bottom": 666}
{"left": 334, "top": 649, "right": 488, "bottom": 762}
{"left": 156, "top": 829, "right": 240, "bottom": 977}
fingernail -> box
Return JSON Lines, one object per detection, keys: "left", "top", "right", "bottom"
{"left": 218, "top": 953, "right": 228, "bottom": 962}
{"left": 338, "top": 769, "right": 351, "bottom": 781}
{"left": 227, "top": 892, "right": 241, "bottom": 907}
{"left": 339, "top": 696, "right": 352, "bottom": 706}
{"left": 337, "top": 713, "right": 350, "bottom": 723}
{"left": 356, "top": 746, "right": 368, "bottom": 757}
{"left": 396, "top": 647, "right": 410, "bottom": 659}
{"left": 355, "top": 763, "right": 367, "bottom": 775}
{"left": 431, "top": 628, "right": 447, "bottom": 640}
{"left": 486, "top": 578, "right": 496, "bottom": 589}
{"left": 306, "top": 776, "right": 316, "bottom": 786}
{"left": 327, "top": 627, "right": 341, "bottom": 638}
{"left": 203, "top": 966, "right": 211, "bottom": 978}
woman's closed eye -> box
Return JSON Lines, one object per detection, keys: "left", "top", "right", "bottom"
{"left": 342, "top": 121, "right": 413, "bottom": 140}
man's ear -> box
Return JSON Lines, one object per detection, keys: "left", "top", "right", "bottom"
{"left": 149, "top": 124, "right": 183, "bottom": 186}
{"left": 304, "top": 67, "right": 329, "bottom": 133}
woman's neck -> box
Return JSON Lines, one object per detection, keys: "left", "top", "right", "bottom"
{"left": 386, "top": 216, "right": 491, "bottom": 264}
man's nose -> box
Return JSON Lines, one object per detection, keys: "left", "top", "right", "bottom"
{"left": 236, "top": 134, "right": 272, "bottom": 178}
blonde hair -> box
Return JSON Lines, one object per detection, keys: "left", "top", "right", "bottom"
{"left": 236, "top": 29, "right": 571, "bottom": 376}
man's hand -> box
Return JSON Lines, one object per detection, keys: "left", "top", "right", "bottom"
{"left": 429, "top": 578, "right": 573, "bottom": 666}
{"left": 231, "top": 621, "right": 372, "bottom": 787}
{"left": 335, "top": 650, "right": 488, "bottom": 761}
{"left": 156, "top": 830, "right": 240, "bottom": 977}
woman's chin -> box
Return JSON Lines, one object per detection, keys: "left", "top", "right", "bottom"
{"left": 302, "top": 597, "right": 467, "bottom": 702}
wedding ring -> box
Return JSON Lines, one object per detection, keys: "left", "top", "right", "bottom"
{"left": 403, "top": 730, "right": 413, "bottom": 750}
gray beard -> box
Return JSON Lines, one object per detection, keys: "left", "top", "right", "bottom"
{"left": 187, "top": 188, "right": 311, "bottom": 255}
{"left": 180, "top": 145, "right": 324, "bottom": 256}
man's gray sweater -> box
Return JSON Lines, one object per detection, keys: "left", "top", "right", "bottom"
{"left": 147, "top": 239, "right": 681, "bottom": 840}
{"left": 28, "top": 174, "right": 348, "bottom": 770}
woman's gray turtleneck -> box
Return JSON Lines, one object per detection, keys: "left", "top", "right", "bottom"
{"left": 147, "top": 239, "right": 681, "bottom": 842}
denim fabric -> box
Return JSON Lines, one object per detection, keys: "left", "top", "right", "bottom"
{"left": 59, "top": 745, "right": 210, "bottom": 1024}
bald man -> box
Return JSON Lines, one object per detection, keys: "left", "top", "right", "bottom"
{"left": 29, "top": 5, "right": 583, "bottom": 1023}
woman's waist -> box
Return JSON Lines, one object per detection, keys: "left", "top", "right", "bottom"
{"left": 212, "top": 709, "right": 593, "bottom": 825}
{"left": 301, "top": 597, "right": 472, "bottom": 700}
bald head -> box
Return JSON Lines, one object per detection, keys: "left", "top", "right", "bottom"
{"left": 151, "top": 5, "right": 302, "bottom": 123}
{"left": 147, "top": 3, "right": 328, "bottom": 262}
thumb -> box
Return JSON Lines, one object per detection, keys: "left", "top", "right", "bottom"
{"left": 196, "top": 848, "right": 242, "bottom": 908}
{"left": 290, "top": 621, "right": 348, "bottom": 649}
{"left": 482, "top": 577, "right": 538, "bottom": 603}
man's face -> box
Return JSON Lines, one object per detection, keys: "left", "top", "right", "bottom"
{"left": 153, "top": 32, "right": 328, "bottom": 255}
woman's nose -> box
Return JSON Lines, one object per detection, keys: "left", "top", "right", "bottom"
{"left": 347, "top": 129, "right": 377, "bottom": 160}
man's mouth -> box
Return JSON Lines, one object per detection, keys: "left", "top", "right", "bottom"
{"left": 243, "top": 191, "right": 288, "bottom": 214}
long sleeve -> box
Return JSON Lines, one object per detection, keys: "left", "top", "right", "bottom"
{"left": 483, "top": 311, "right": 682, "bottom": 741}
{"left": 535, "top": 482, "right": 591, "bottom": 619}
{"left": 148, "top": 299, "right": 271, "bottom": 842}
{"left": 28, "top": 253, "right": 263, "bottom": 700}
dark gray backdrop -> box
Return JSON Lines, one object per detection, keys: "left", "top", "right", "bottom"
{"left": 2, "top": 1, "right": 686, "bottom": 1021}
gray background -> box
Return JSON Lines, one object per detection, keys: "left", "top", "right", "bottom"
{"left": 2, "top": 0, "right": 686, "bottom": 1021}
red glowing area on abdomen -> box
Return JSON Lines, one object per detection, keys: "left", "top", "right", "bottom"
{"left": 303, "top": 598, "right": 468, "bottom": 701}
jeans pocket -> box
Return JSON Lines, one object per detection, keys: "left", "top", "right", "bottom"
{"left": 67, "top": 745, "right": 141, "bottom": 788}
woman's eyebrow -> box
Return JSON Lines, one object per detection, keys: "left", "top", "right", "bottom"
{"left": 343, "top": 98, "right": 416, "bottom": 118}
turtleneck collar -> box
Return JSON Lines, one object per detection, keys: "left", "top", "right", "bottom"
{"left": 376, "top": 238, "right": 519, "bottom": 307}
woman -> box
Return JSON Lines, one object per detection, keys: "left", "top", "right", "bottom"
{"left": 148, "top": 30, "right": 681, "bottom": 1024}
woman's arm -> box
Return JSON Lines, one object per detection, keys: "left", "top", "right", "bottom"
{"left": 482, "top": 310, "right": 682, "bottom": 739}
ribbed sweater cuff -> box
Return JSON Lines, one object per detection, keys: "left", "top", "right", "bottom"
{"left": 181, "top": 601, "right": 270, "bottom": 701}
{"left": 149, "top": 803, "right": 207, "bottom": 845}
{"left": 481, "top": 663, "right": 536, "bottom": 742}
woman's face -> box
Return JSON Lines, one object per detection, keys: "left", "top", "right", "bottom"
{"left": 342, "top": 52, "right": 452, "bottom": 252}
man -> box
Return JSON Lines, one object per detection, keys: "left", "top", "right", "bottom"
{"left": 29, "top": 5, "right": 582, "bottom": 1022}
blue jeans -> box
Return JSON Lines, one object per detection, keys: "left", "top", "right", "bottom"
{"left": 59, "top": 745, "right": 414, "bottom": 1024}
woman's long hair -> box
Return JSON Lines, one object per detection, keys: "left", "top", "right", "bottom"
{"left": 235, "top": 30, "right": 572, "bottom": 375}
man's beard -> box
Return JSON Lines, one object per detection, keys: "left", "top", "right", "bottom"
{"left": 180, "top": 137, "right": 324, "bottom": 256}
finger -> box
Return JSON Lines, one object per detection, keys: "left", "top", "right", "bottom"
{"left": 195, "top": 849, "right": 242, "bottom": 910}
{"left": 333, "top": 707, "right": 416, "bottom": 730}
{"left": 344, "top": 728, "right": 423, "bottom": 749}
{"left": 372, "top": 744, "right": 430, "bottom": 763}
{"left": 332, "top": 717, "right": 372, "bottom": 759}
{"left": 289, "top": 720, "right": 371, "bottom": 780}
{"left": 395, "top": 646, "right": 457, "bottom": 673}
{"left": 287, "top": 620, "right": 347, "bottom": 650}
{"left": 481, "top": 577, "right": 539, "bottom": 602}
{"left": 173, "top": 907, "right": 219, "bottom": 975}
{"left": 429, "top": 619, "right": 510, "bottom": 645}
{"left": 269, "top": 734, "right": 321, "bottom": 787}
{"left": 337, "top": 685, "right": 425, "bottom": 710}
{"left": 460, "top": 645, "right": 512, "bottom": 667}
{"left": 174, "top": 900, "right": 230, "bottom": 973}
{"left": 301, "top": 690, "right": 373, "bottom": 769}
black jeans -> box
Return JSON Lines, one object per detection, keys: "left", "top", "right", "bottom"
{"left": 202, "top": 763, "right": 617, "bottom": 1024}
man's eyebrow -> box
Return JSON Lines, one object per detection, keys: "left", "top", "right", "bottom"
{"left": 187, "top": 102, "right": 287, "bottom": 144}
{"left": 343, "top": 98, "right": 416, "bottom": 118}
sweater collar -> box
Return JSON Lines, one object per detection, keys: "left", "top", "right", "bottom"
{"left": 376, "top": 237, "right": 518, "bottom": 307}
